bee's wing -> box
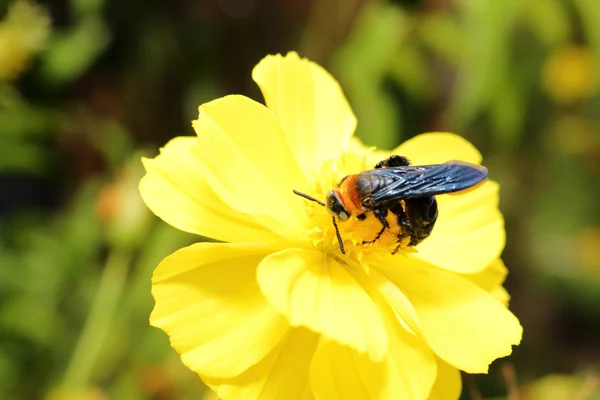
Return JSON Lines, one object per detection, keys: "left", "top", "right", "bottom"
{"left": 365, "top": 160, "right": 488, "bottom": 205}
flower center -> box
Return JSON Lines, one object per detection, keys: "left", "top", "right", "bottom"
{"left": 298, "top": 151, "right": 415, "bottom": 262}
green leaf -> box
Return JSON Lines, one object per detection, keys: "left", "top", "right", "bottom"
{"left": 39, "top": 17, "right": 110, "bottom": 86}
{"left": 0, "top": 138, "right": 49, "bottom": 172}
{"left": 451, "top": 0, "right": 521, "bottom": 128}
{"left": 388, "top": 45, "right": 434, "bottom": 102}
{"left": 0, "top": 106, "right": 56, "bottom": 138}
{"left": 332, "top": 3, "right": 408, "bottom": 149}
{"left": 418, "top": 13, "right": 464, "bottom": 66}
{"left": 573, "top": 0, "right": 600, "bottom": 71}
{"left": 520, "top": 0, "right": 570, "bottom": 49}
{"left": 72, "top": 0, "right": 107, "bottom": 19}
{"left": 489, "top": 79, "right": 524, "bottom": 149}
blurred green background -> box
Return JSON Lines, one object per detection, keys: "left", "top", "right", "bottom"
{"left": 1, "top": 0, "right": 599, "bottom": 399}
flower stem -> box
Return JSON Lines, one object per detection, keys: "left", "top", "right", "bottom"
{"left": 61, "top": 249, "right": 131, "bottom": 390}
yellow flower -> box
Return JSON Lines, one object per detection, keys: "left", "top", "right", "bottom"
{"left": 542, "top": 45, "right": 598, "bottom": 104}
{"left": 0, "top": 1, "right": 50, "bottom": 82}
{"left": 140, "top": 52, "right": 522, "bottom": 400}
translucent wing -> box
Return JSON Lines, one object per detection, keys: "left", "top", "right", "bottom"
{"left": 363, "top": 160, "right": 488, "bottom": 206}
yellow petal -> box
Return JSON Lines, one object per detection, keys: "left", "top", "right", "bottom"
{"left": 393, "top": 132, "right": 482, "bottom": 165}
{"left": 150, "top": 242, "right": 289, "bottom": 379}
{"left": 257, "top": 248, "right": 387, "bottom": 361}
{"left": 208, "top": 327, "right": 318, "bottom": 400}
{"left": 368, "top": 266, "right": 422, "bottom": 336}
{"left": 427, "top": 359, "right": 462, "bottom": 400}
{"left": 347, "top": 136, "right": 390, "bottom": 169}
{"left": 386, "top": 258, "right": 522, "bottom": 373}
{"left": 252, "top": 52, "right": 357, "bottom": 177}
{"left": 192, "top": 95, "right": 308, "bottom": 239}
{"left": 490, "top": 286, "right": 511, "bottom": 306}
{"left": 462, "top": 258, "right": 508, "bottom": 291}
{"left": 140, "top": 137, "right": 282, "bottom": 242}
{"left": 461, "top": 259, "right": 510, "bottom": 306}
{"left": 309, "top": 310, "right": 436, "bottom": 399}
{"left": 413, "top": 180, "right": 505, "bottom": 273}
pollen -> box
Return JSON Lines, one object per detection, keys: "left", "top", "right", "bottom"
{"left": 298, "top": 151, "right": 415, "bottom": 261}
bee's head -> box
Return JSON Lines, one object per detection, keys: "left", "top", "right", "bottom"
{"left": 325, "top": 190, "right": 349, "bottom": 222}
{"left": 292, "top": 189, "right": 347, "bottom": 255}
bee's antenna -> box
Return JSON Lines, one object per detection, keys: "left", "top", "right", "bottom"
{"left": 293, "top": 190, "right": 345, "bottom": 255}
{"left": 292, "top": 190, "right": 325, "bottom": 207}
{"left": 331, "top": 217, "right": 345, "bottom": 254}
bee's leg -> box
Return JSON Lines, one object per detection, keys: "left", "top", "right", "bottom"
{"left": 392, "top": 241, "right": 405, "bottom": 255}
{"left": 375, "top": 155, "right": 410, "bottom": 169}
{"left": 362, "top": 225, "right": 386, "bottom": 245}
{"left": 373, "top": 207, "right": 390, "bottom": 228}
{"left": 363, "top": 208, "right": 389, "bottom": 245}
{"left": 389, "top": 202, "right": 407, "bottom": 226}
{"left": 389, "top": 202, "right": 410, "bottom": 254}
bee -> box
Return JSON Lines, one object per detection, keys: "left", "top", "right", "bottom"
{"left": 293, "top": 155, "right": 488, "bottom": 254}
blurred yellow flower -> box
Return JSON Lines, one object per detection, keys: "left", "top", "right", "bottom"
{"left": 139, "top": 52, "right": 522, "bottom": 400}
{"left": 46, "top": 387, "right": 107, "bottom": 400}
{"left": 96, "top": 157, "right": 151, "bottom": 249}
{"left": 0, "top": 1, "right": 50, "bottom": 82}
{"left": 542, "top": 45, "right": 598, "bottom": 104}
{"left": 523, "top": 373, "right": 600, "bottom": 400}
{"left": 578, "top": 227, "right": 600, "bottom": 275}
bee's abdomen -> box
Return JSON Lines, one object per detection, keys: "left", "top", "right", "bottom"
{"left": 355, "top": 173, "right": 394, "bottom": 205}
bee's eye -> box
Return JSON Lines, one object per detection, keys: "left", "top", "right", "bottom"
{"left": 326, "top": 191, "right": 350, "bottom": 222}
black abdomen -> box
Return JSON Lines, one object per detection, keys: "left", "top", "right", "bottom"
{"left": 403, "top": 196, "right": 438, "bottom": 245}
